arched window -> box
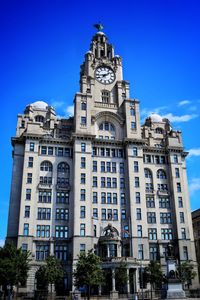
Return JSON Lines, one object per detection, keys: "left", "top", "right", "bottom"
{"left": 57, "top": 162, "right": 70, "bottom": 187}
{"left": 155, "top": 127, "right": 163, "bottom": 134}
{"left": 35, "top": 115, "right": 44, "bottom": 123}
{"left": 99, "top": 122, "right": 115, "bottom": 132}
{"left": 144, "top": 168, "right": 152, "bottom": 178}
{"left": 57, "top": 162, "right": 70, "bottom": 174}
{"left": 40, "top": 161, "right": 53, "bottom": 172}
{"left": 157, "top": 169, "right": 167, "bottom": 179}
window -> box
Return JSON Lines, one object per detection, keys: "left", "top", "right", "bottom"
{"left": 133, "top": 147, "right": 138, "bottom": 156}
{"left": 23, "top": 223, "right": 29, "bottom": 236}
{"left": 183, "top": 246, "right": 188, "bottom": 260}
{"left": 36, "top": 244, "right": 49, "bottom": 261}
{"left": 102, "top": 90, "right": 110, "bottom": 103}
{"left": 173, "top": 154, "right": 178, "bottom": 163}
{"left": 180, "top": 212, "right": 185, "bottom": 223}
{"left": 112, "top": 162, "right": 116, "bottom": 173}
{"left": 121, "top": 209, "right": 126, "bottom": 220}
{"left": 93, "top": 208, "right": 98, "bottom": 218}
{"left": 175, "top": 168, "right": 180, "bottom": 178}
{"left": 36, "top": 225, "right": 50, "bottom": 238}
{"left": 160, "top": 213, "right": 171, "bottom": 224}
{"left": 135, "top": 192, "right": 140, "bottom": 204}
{"left": 80, "top": 206, "right": 86, "bottom": 218}
{"left": 94, "top": 225, "right": 97, "bottom": 237}
{"left": 107, "top": 193, "right": 112, "bottom": 204}
{"left": 81, "top": 117, "right": 86, "bottom": 125}
{"left": 48, "top": 147, "right": 53, "bottom": 155}
{"left": 101, "top": 162, "right": 105, "bottom": 172}
{"left": 56, "top": 192, "right": 69, "bottom": 204}
{"left": 131, "top": 122, "right": 136, "bottom": 130}
{"left": 27, "top": 173, "right": 32, "bottom": 184}
{"left": 93, "top": 192, "right": 98, "bottom": 203}
{"left": 30, "top": 142, "right": 35, "bottom": 152}
{"left": 120, "top": 163, "right": 124, "bottom": 173}
{"left": 161, "top": 228, "right": 173, "bottom": 240}
{"left": 136, "top": 208, "right": 141, "bottom": 220}
{"left": 22, "top": 243, "right": 28, "bottom": 253}
{"left": 155, "top": 127, "right": 163, "bottom": 134}
{"left": 101, "top": 177, "right": 106, "bottom": 187}
{"left": 159, "top": 197, "right": 170, "bottom": 208}
{"left": 146, "top": 196, "right": 155, "bottom": 208}
{"left": 81, "top": 143, "right": 86, "bottom": 152}
{"left": 38, "top": 208, "right": 51, "bottom": 220}
{"left": 138, "top": 244, "right": 143, "bottom": 260}
{"left": 55, "top": 226, "right": 68, "bottom": 238}
{"left": 80, "top": 244, "right": 86, "bottom": 253}
{"left": 147, "top": 212, "right": 156, "bottom": 224}
{"left": 35, "top": 115, "right": 44, "bottom": 122}
{"left": 93, "top": 161, "right": 97, "bottom": 172}
{"left": 135, "top": 177, "right": 140, "bottom": 187}
{"left": 81, "top": 102, "right": 86, "bottom": 110}
{"left": 93, "top": 176, "right": 97, "bottom": 187}
{"left": 112, "top": 178, "right": 117, "bottom": 188}
{"left": 80, "top": 224, "right": 85, "bottom": 236}
{"left": 121, "top": 193, "right": 126, "bottom": 205}
{"left": 130, "top": 107, "right": 135, "bottom": 116}
{"left": 101, "top": 209, "right": 106, "bottom": 220}
{"left": 56, "top": 208, "right": 68, "bottom": 220}
{"left": 101, "top": 192, "right": 106, "bottom": 204}
{"left": 28, "top": 157, "right": 33, "bottom": 168}
{"left": 144, "top": 169, "right": 152, "bottom": 178}
{"left": 41, "top": 146, "right": 47, "bottom": 155}
{"left": 134, "top": 161, "right": 139, "bottom": 172}
{"left": 106, "top": 162, "right": 111, "bottom": 172}
{"left": 178, "top": 197, "right": 183, "bottom": 208}
{"left": 107, "top": 177, "right": 111, "bottom": 188}
{"left": 80, "top": 189, "right": 86, "bottom": 201}
{"left": 157, "top": 169, "right": 167, "bottom": 179}
{"left": 145, "top": 183, "right": 153, "bottom": 192}
{"left": 177, "top": 183, "right": 181, "bottom": 192}
{"left": 113, "top": 193, "right": 117, "bottom": 204}
{"left": 120, "top": 178, "right": 125, "bottom": 188}
{"left": 81, "top": 157, "right": 86, "bottom": 168}
{"left": 113, "top": 209, "right": 118, "bottom": 220}
{"left": 39, "top": 191, "right": 52, "bottom": 203}
{"left": 157, "top": 184, "right": 168, "bottom": 191}
{"left": 137, "top": 225, "right": 142, "bottom": 237}
{"left": 55, "top": 245, "right": 68, "bottom": 261}
{"left": 108, "top": 209, "right": 112, "bottom": 220}
{"left": 149, "top": 245, "right": 158, "bottom": 261}
{"left": 81, "top": 173, "right": 86, "bottom": 184}
{"left": 24, "top": 206, "right": 30, "bottom": 218}
{"left": 181, "top": 228, "right": 186, "bottom": 239}
{"left": 40, "top": 161, "right": 53, "bottom": 172}
{"left": 148, "top": 228, "right": 157, "bottom": 240}
{"left": 26, "top": 189, "right": 31, "bottom": 200}
{"left": 40, "top": 176, "right": 52, "bottom": 185}
{"left": 123, "top": 225, "right": 129, "bottom": 238}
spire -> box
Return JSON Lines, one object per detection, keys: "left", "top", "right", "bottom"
{"left": 93, "top": 22, "right": 104, "bottom": 32}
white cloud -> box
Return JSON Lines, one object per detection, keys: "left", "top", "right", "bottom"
{"left": 51, "top": 101, "right": 65, "bottom": 109}
{"left": 162, "top": 113, "right": 198, "bottom": 123}
{"left": 66, "top": 105, "right": 74, "bottom": 116}
{"left": 178, "top": 100, "right": 191, "bottom": 106}
{"left": 189, "top": 178, "right": 200, "bottom": 195}
{"left": 188, "top": 148, "right": 200, "bottom": 157}
{"left": 0, "top": 239, "right": 5, "bottom": 247}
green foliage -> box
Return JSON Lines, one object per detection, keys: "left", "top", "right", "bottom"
{"left": 115, "top": 261, "right": 128, "bottom": 292}
{"left": 143, "top": 261, "right": 163, "bottom": 296}
{"left": 177, "top": 261, "right": 197, "bottom": 288}
{"left": 73, "top": 250, "right": 104, "bottom": 296}
{"left": 0, "top": 243, "right": 31, "bottom": 288}
{"left": 35, "top": 256, "right": 64, "bottom": 290}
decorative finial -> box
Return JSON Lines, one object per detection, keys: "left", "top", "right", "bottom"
{"left": 93, "top": 23, "right": 104, "bottom": 31}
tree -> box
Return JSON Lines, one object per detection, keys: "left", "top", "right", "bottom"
{"left": 177, "top": 261, "right": 197, "bottom": 289}
{"left": 115, "top": 261, "right": 128, "bottom": 293}
{"left": 0, "top": 243, "right": 30, "bottom": 293}
{"left": 35, "top": 256, "right": 64, "bottom": 295}
{"left": 143, "top": 261, "right": 163, "bottom": 300}
{"left": 73, "top": 250, "right": 104, "bottom": 300}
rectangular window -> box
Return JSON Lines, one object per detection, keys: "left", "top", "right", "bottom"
{"left": 93, "top": 161, "right": 97, "bottom": 172}
{"left": 159, "top": 197, "right": 170, "bottom": 208}
{"left": 148, "top": 228, "right": 157, "bottom": 240}
{"left": 81, "top": 173, "right": 86, "bottom": 184}
{"left": 112, "top": 162, "right": 116, "bottom": 172}
{"left": 136, "top": 208, "right": 141, "bottom": 220}
{"left": 113, "top": 209, "right": 118, "bottom": 221}
{"left": 134, "top": 161, "right": 139, "bottom": 172}
{"left": 80, "top": 189, "right": 86, "bottom": 201}
{"left": 183, "top": 246, "right": 188, "bottom": 260}
{"left": 106, "top": 148, "right": 110, "bottom": 157}
{"left": 24, "top": 206, "right": 30, "bottom": 218}
{"left": 106, "top": 162, "right": 111, "bottom": 172}
{"left": 181, "top": 228, "right": 186, "bottom": 239}
{"left": 81, "top": 117, "right": 86, "bottom": 125}
{"left": 101, "top": 192, "right": 106, "bottom": 204}
{"left": 120, "top": 162, "right": 124, "bottom": 173}
{"left": 146, "top": 196, "right": 155, "bottom": 208}
{"left": 107, "top": 209, "right": 112, "bottom": 220}
{"left": 161, "top": 228, "right": 173, "bottom": 240}
{"left": 101, "top": 177, "right": 106, "bottom": 187}
{"left": 39, "top": 191, "right": 52, "bottom": 203}
{"left": 133, "top": 147, "right": 138, "bottom": 156}
{"left": 131, "top": 122, "right": 136, "bottom": 130}
{"left": 80, "top": 206, "right": 86, "bottom": 218}
{"left": 178, "top": 197, "right": 183, "bottom": 208}
{"left": 138, "top": 244, "right": 143, "bottom": 260}
{"left": 135, "top": 177, "right": 140, "bottom": 187}
{"left": 101, "top": 209, "right": 106, "bottom": 220}
{"left": 56, "top": 208, "right": 68, "bottom": 220}
{"left": 41, "top": 146, "right": 47, "bottom": 155}
{"left": 81, "top": 143, "right": 86, "bottom": 152}
{"left": 93, "top": 176, "right": 97, "bottom": 187}
{"left": 30, "top": 142, "right": 35, "bottom": 152}
{"left": 147, "top": 212, "right": 156, "bottom": 224}
{"left": 121, "top": 209, "right": 126, "bottom": 220}
{"left": 26, "top": 189, "right": 31, "bottom": 200}
{"left": 160, "top": 212, "right": 171, "bottom": 224}
{"left": 137, "top": 225, "right": 142, "bottom": 237}
{"left": 112, "top": 178, "right": 117, "bottom": 188}
{"left": 22, "top": 243, "right": 28, "bottom": 253}
{"left": 80, "top": 243, "right": 86, "bottom": 253}
{"left": 93, "top": 192, "right": 98, "bottom": 203}
{"left": 36, "top": 225, "right": 50, "bottom": 238}
{"left": 149, "top": 245, "right": 158, "bottom": 261}
{"left": 55, "top": 226, "right": 68, "bottom": 238}
{"left": 145, "top": 183, "right": 153, "bottom": 192}
{"left": 55, "top": 244, "right": 68, "bottom": 261}
{"left": 28, "top": 157, "right": 34, "bottom": 168}
{"left": 93, "top": 208, "right": 98, "bottom": 218}
{"left": 173, "top": 154, "right": 178, "bottom": 163}
{"left": 56, "top": 192, "right": 69, "bottom": 204}
{"left": 107, "top": 177, "right": 111, "bottom": 188}
{"left": 23, "top": 223, "right": 29, "bottom": 236}
{"left": 180, "top": 212, "right": 185, "bottom": 223}
{"left": 80, "top": 224, "right": 85, "bottom": 236}
{"left": 36, "top": 244, "right": 49, "bottom": 261}
{"left": 81, "top": 102, "right": 86, "bottom": 110}
{"left": 48, "top": 146, "right": 53, "bottom": 155}
{"left": 121, "top": 193, "right": 126, "bottom": 205}
{"left": 107, "top": 192, "right": 112, "bottom": 204}
{"left": 94, "top": 224, "right": 97, "bottom": 237}
{"left": 113, "top": 193, "right": 117, "bottom": 204}
{"left": 81, "top": 157, "right": 86, "bottom": 168}
{"left": 38, "top": 208, "right": 51, "bottom": 220}
{"left": 120, "top": 178, "right": 125, "bottom": 188}
{"left": 101, "top": 161, "right": 105, "bottom": 172}
{"left": 177, "top": 183, "right": 181, "bottom": 192}
{"left": 175, "top": 168, "right": 180, "bottom": 178}
{"left": 40, "top": 176, "right": 52, "bottom": 184}
{"left": 27, "top": 173, "right": 32, "bottom": 184}
{"left": 136, "top": 192, "right": 140, "bottom": 204}
{"left": 157, "top": 184, "right": 168, "bottom": 191}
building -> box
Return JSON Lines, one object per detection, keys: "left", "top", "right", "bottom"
{"left": 6, "top": 28, "right": 199, "bottom": 294}
{"left": 192, "top": 209, "right": 200, "bottom": 283}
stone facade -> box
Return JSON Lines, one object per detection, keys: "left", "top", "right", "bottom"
{"left": 6, "top": 30, "right": 199, "bottom": 294}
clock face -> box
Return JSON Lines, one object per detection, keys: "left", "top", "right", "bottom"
{"left": 95, "top": 66, "right": 115, "bottom": 84}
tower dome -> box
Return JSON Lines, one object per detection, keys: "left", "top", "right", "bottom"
{"left": 31, "top": 101, "right": 48, "bottom": 110}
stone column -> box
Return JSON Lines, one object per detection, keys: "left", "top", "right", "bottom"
{"left": 127, "top": 268, "right": 130, "bottom": 294}
{"left": 112, "top": 268, "right": 116, "bottom": 291}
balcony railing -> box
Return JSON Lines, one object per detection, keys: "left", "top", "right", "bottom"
{"left": 38, "top": 183, "right": 52, "bottom": 189}
{"left": 56, "top": 183, "right": 71, "bottom": 190}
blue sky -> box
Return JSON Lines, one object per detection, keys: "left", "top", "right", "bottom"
{"left": 1, "top": 0, "right": 200, "bottom": 245}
